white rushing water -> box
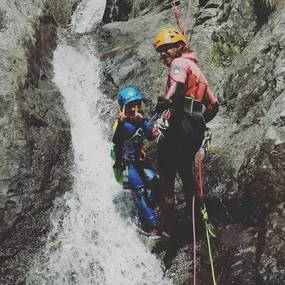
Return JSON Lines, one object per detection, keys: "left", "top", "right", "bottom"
{"left": 26, "top": 0, "right": 173, "bottom": 284}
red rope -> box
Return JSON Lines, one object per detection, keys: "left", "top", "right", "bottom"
{"left": 192, "top": 150, "right": 203, "bottom": 285}
{"left": 171, "top": 0, "right": 192, "bottom": 40}
{"left": 184, "top": 0, "right": 192, "bottom": 37}
{"left": 171, "top": 1, "right": 186, "bottom": 35}
{"left": 192, "top": 195, "right": 197, "bottom": 285}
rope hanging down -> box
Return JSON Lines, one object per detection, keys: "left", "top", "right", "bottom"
{"left": 197, "top": 150, "right": 217, "bottom": 285}
{"left": 171, "top": 0, "right": 192, "bottom": 39}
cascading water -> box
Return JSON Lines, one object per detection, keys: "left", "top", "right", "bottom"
{"left": 26, "top": 1, "right": 173, "bottom": 284}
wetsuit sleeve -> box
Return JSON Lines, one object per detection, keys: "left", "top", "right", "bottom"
{"left": 143, "top": 121, "right": 155, "bottom": 141}
{"left": 202, "top": 87, "right": 219, "bottom": 123}
{"left": 112, "top": 121, "right": 125, "bottom": 168}
{"left": 112, "top": 121, "right": 125, "bottom": 145}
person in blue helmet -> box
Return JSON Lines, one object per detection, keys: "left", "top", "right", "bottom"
{"left": 112, "top": 87, "right": 166, "bottom": 237}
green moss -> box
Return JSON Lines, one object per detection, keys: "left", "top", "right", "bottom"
{"left": 211, "top": 30, "right": 253, "bottom": 67}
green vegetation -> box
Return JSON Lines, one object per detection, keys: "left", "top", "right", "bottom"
{"left": 263, "top": 0, "right": 285, "bottom": 8}
{"left": 211, "top": 30, "right": 253, "bottom": 67}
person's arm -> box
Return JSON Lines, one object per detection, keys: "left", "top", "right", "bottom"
{"left": 202, "top": 86, "right": 219, "bottom": 123}
{"left": 166, "top": 59, "right": 188, "bottom": 99}
{"left": 112, "top": 121, "right": 125, "bottom": 168}
{"left": 112, "top": 121, "right": 125, "bottom": 145}
{"left": 156, "top": 58, "right": 187, "bottom": 113}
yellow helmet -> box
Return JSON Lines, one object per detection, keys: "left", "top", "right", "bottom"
{"left": 153, "top": 28, "right": 188, "bottom": 51}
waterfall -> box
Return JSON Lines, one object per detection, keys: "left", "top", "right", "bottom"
{"left": 26, "top": 1, "right": 173, "bottom": 284}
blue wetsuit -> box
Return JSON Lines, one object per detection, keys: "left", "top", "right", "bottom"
{"left": 112, "top": 119, "right": 160, "bottom": 230}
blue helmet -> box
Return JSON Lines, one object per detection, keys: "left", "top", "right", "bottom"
{"left": 117, "top": 88, "right": 143, "bottom": 107}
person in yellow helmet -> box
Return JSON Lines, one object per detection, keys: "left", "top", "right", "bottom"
{"left": 152, "top": 28, "right": 219, "bottom": 239}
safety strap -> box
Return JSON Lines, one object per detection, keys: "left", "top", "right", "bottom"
{"left": 184, "top": 70, "right": 201, "bottom": 115}
{"left": 187, "top": 70, "right": 200, "bottom": 98}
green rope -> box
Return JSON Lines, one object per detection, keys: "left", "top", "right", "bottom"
{"left": 201, "top": 205, "right": 217, "bottom": 285}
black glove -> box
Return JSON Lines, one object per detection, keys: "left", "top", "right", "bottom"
{"left": 155, "top": 99, "right": 171, "bottom": 113}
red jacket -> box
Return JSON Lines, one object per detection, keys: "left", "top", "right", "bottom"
{"left": 165, "top": 52, "right": 217, "bottom": 110}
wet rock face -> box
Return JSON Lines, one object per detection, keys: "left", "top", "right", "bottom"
{"left": 259, "top": 202, "right": 285, "bottom": 285}
{"left": 0, "top": 11, "right": 72, "bottom": 285}
{"left": 102, "top": 0, "right": 132, "bottom": 23}
{"left": 99, "top": 0, "right": 285, "bottom": 284}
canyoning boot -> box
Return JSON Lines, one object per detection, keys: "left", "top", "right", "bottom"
{"left": 150, "top": 229, "right": 172, "bottom": 254}
{"left": 150, "top": 222, "right": 171, "bottom": 242}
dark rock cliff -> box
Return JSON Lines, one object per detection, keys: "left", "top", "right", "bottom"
{"left": 0, "top": 6, "right": 76, "bottom": 285}
{"left": 97, "top": 0, "right": 285, "bottom": 284}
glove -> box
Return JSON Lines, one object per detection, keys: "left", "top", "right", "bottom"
{"left": 155, "top": 99, "right": 171, "bottom": 114}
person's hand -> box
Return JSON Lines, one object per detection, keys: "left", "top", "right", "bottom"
{"left": 157, "top": 93, "right": 166, "bottom": 102}
{"left": 134, "top": 105, "right": 144, "bottom": 123}
{"left": 117, "top": 106, "right": 127, "bottom": 122}
{"left": 155, "top": 99, "right": 171, "bottom": 113}
{"left": 152, "top": 127, "right": 159, "bottom": 137}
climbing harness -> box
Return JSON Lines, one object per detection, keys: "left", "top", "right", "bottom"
{"left": 111, "top": 125, "right": 145, "bottom": 187}
{"left": 123, "top": 127, "right": 143, "bottom": 146}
